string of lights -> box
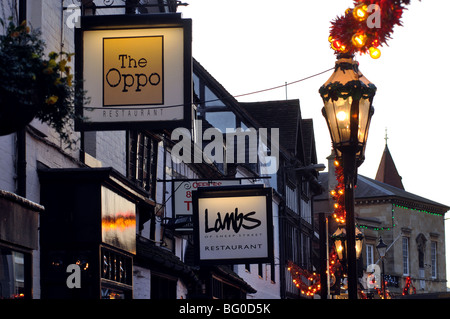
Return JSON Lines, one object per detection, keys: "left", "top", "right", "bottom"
{"left": 81, "top": 67, "right": 334, "bottom": 110}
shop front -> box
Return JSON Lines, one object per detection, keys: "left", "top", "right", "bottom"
{"left": 38, "top": 167, "right": 154, "bottom": 299}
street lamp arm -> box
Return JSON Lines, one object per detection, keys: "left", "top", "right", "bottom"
{"left": 374, "top": 233, "right": 402, "bottom": 265}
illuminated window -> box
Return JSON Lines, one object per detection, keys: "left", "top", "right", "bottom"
{"left": 127, "top": 131, "right": 158, "bottom": 197}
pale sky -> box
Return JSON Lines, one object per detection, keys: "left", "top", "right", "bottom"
{"left": 178, "top": 0, "right": 450, "bottom": 286}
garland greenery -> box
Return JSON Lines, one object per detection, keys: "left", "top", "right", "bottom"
{"left": 319, "top": 80, "right": 377, "bottom": 102}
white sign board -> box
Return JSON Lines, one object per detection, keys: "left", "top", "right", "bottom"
{"left": 75, "top": 14, "right": 192, "bottom": 131}
{"left": 193, "top": 186, "right": 273, "bottom": 265}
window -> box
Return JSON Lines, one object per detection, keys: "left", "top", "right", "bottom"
{"left": 366, "top": 244, "right": 374, "bottom": 267}
{"left": 402, "top": 237, "right": 409, "bottom": 275}
{"left": 127, "top": 131, "right": 158, "bottom": 197}
{"left": 151, "top": 273, "right": 177, "bottom": 299}
{"left": 101, "top": 248, "right": 132, "bottom": 286}
{"left": 285, "top": 185, "right": 298, "bottom": 214}
{"left": 301, "top": 233, "right": 311, "bottom": 270}
{"left": 205, "top": 111, "right": 236, "bottom": 133}
{"left": 431, "top": 241, "right": 437, "bottom": 279}
{"left": 0, "top": 248, "right": 28, "bottom": 299}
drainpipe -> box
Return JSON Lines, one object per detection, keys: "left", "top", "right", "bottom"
{"left": 16, "top": 0, "right": 27, "bottom": 197}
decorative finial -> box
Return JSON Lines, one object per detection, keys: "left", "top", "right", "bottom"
{"left": 384, "top": 127, "right": 389, "bottom": 146}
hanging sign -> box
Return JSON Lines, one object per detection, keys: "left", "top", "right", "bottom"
{"left": 75, "top": 14, "right": 192, "bottom": 131}
{"left": 192, "top": 185, "right": 273, "bottom": 265}
{"left": 173, "top": 179, "right": 241, "bottom": 231}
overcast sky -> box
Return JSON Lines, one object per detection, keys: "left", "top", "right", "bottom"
{"left": 178, "top": 0, "right": 450, "bottom": 285}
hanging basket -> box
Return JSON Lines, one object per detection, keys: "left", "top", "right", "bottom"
{"left": 0, "top": 18, "right": 85, "bottom": 147}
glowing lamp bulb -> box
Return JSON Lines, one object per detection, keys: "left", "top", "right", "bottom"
{"left": 352, "top": 33, "right": 367, "bottom": 48}
{"left": 336, "top": 111, "right": 347, "bottom": 121}
{"left": 331, "top": 39, "right": 344, "bottom": 52}
{"left": 369, "top": 46, "right": 381, "bottom": 59}
{"left": 353, "top": 3, "right": 368, "bottom": 21}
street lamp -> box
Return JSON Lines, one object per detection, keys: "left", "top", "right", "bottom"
{"left": 319, "top": 53, "right": 376, "bottom": 167}
{"left": 376, "top": 237, "right": 388, "bottom": 299}
{"left": 320, "top": 53, "right": 376, "bottom": 299}
{"left": 332, "top": 225, "right": 364, "bottom": 262}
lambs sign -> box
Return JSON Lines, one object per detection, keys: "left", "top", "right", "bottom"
{"left": 192, "top": 185, "right": 274, "bottom": 265}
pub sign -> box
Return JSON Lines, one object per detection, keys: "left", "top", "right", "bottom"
{"left": 192, "top": 185, "right": 274, "bottom": 265}
{"left": 75, "top": 14, "right": 192, "bottom": 131}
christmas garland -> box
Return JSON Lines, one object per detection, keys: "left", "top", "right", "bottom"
{"left": 329, "top": 0, "right": 417, "bottom": 59}
{"left": 330, "top": 159, "right": 346, "bottom": 223}
{"left": 402, "top": 276, "right": 416, "bottom": 295}
{"left": 287, "top": 261, "right": 321, "bottom": 297}
{"left": 319, "top": 80, "right": 377, "bottom": 102}
{"left": 287, "top": 247, "right": 343, "bottom": 297}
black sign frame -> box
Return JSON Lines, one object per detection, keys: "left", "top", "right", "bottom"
{"left": 74, "top": 13, "right": 192, "bottom": 132}
{"left": 192, "top": 185, "right": 274, "bottom": 266}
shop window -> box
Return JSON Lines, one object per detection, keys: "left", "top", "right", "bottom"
{"left": 127, "top": 131, "right": 158, "bottom": 197}
{"left": 101, "top": 287, "right": 127, "bottom": 299}
{"left": 0, "top": 248, "right": 29, "bottom": 299}
{"left": 101, "top": 248, "right": 132, "bottom": 286}
{"left": 151, "top": 274, "right": 177, "bottom": 299}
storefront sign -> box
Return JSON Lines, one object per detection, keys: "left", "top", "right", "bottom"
{"left": 173, "top": 180, "right": 240, "bottom": 231}
{"left": 192, "top": 185, "right": 273, "bottom": 265}
{"left": 75, "top": 14, "right": 192, "bottom": 131}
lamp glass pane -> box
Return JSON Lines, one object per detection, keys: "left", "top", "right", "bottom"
{"left": 357, "top": 98, "right": 371, "bottom": 145}
{"left": 324, "top": 97, "right": 352, "bottom": 145}
{"left": 335, "top": 239, "right": 344, "bottom": 260}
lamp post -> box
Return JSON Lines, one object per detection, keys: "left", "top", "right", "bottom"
{"left": 376, "top": 237, "right": 388, "bottom": 299}
{"left": 332, "top": 224, "right": 364, "bottom": 263}
{"left": 320, "top": 53, "right": 376, "bottom": 299}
